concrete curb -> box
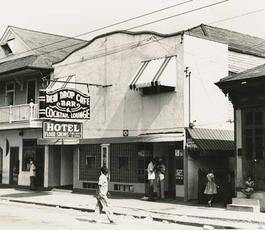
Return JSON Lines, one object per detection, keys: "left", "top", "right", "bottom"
{"left": 1, "top": 198, "right": 264, "bottom": 229}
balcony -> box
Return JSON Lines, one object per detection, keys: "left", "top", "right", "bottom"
{"left": 0, "top": 103, "right": 42, "bottom": 130}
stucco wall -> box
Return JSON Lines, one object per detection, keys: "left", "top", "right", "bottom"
{"left": 54, "top": 33, "right": 184, "bottom": 138}
{"left": 0, "top": 129, "right": 41, "bottom": 185}
{"left": 183, "top": 35, "right": 232, "bottom": 130}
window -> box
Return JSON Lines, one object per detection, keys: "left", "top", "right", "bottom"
{"left": 6, "top": 82, "right": 15, "bottom": 105}
{"left": 118, "top": 157, "right": 128, "bottom": 170}
{"left": 244, "top": 109, "right": 264, "bottom": 160}
{"left": 1, "top": 43, "right": 12, "bottom": 55}
{"left": 22, "top": 139, "right": 40, "bottom": 171}
{"left": 79, "top": 145, "right": 101, "bottom": 181}
{"left": 110, "top": 143, "right": 138, "bottom": 183}
{"left": 27, "top": 80, "right": 36, "bottom": 103}
{"left": 85, "top": 156, "right": 96, "bottom": 169}
{"left": 114, "top": 184, "right": 134, "bottom": 192}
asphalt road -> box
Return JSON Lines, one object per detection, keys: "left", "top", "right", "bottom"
{"left": 0, "top": 200, "right": 202, "bottom": 230}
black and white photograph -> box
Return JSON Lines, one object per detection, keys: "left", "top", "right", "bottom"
{"left": 0, "top": 0, "right": 265, "bottom": 229}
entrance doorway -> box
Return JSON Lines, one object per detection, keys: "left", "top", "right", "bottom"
{"left": 49, "top": 145, "right": 74, "bottom": 189}
{"left": 9, "top": 147, "right": 19, "bottom": 185}
{"left": 167, "top": 149, "right": 176, "bottom": 197}
{"left": 0, "top": 148, "right": 3, "bottom": 184}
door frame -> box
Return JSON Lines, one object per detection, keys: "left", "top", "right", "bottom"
{"left": 9, "top": 147, "right": 19, "bottom": 185}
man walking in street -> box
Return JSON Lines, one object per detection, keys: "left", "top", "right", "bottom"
{"left": 93, "top": 166, "right": 115, "bottom": 224}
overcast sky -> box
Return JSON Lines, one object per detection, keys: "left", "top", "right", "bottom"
{"left": 0, "top": 0, "right": 265, "bottom": 40}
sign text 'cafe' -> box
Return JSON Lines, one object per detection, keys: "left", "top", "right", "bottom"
{"left": 39, "top": 88, "right": 90, "bottom": 119}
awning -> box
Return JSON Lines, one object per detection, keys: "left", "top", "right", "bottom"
{"left": 80, "top": 133, "right": 184, "bottom": 144}
{"left": 129, "top": 56, "right": 177, "bottom": 90}
{"left": 37, "top": 138, "right": 79, "bottom": 145}
{"left": 186, "top": 128, "right": 234, "bottom": 151}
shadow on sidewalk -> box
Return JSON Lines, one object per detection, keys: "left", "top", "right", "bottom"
{"left": 0, "top": 190, "right": 51, "bottom": 198}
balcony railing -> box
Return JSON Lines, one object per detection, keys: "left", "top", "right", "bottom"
{"left": 0, "top": 103, "right": 39, "bottom": 123}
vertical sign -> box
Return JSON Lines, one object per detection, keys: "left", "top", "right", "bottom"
{"left": 175, "top": 149, "right": 184, "bottom": 185}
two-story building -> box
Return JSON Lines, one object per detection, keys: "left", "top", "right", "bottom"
{"left": 0, "top": 26, "right": 87, "bottom": 187}
{"left": 1, "top": 24, "right": 265, "bottom": 203}
{"left": 48, "top": 24, "right": 265, "bottom": 201}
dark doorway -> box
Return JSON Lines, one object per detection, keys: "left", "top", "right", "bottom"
{"left": 167, "top": 147, "right": 176, "bottom": 197}
{"left": 35, "top": 147, "right": 44, "bottom": 187}
{"left": 0, "top": 148, "right": 3, "bottom": 184}
{"left": 9, "top": 147, "right": 19, "bottom": 185}
{"left": 198, "top": 168, "right": 234, "bottom": 206}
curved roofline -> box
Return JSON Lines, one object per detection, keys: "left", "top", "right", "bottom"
{"left": 53, "top": 29, "right": 184, "bottom": 65}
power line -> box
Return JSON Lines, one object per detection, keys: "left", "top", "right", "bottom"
{"left": 126, "top": 0, "right": 229, "bottom": 31}
{"left": 0, "top": 0, "right": 229, "bottom": 64}
{"left": 0, "top": 0, "right": 193, "bottom": 63}
{"left": 210, "top": 7, "right": 265, "bottom": 25}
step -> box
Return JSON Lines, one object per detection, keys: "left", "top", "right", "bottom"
{"left": 237, "top": 191, "right": 265, "bottom": 199}
{"left": 227, "top": 204, "right": 260, "bottom": 212}
{"left": 232, "top": 198, "right": 260, "bottom": 206}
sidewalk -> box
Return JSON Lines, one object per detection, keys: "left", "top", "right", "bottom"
{"left": 0, "top": 188, "right": 265, "bottom": 229}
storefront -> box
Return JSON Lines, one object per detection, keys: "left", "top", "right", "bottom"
{"left": 185, "top": 128, "right": 235, "bottom": 204}
{"left": 77, "top": 134, "right": 185, "bottom": 198}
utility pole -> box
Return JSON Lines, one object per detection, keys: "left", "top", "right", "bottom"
{"left": 185, "top": 67, "right": 192, "bottom": 128}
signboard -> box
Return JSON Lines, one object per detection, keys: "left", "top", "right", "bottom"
{"left": 43, "top": 121, "right": 82, "bottom": 139}
{"left": 175, "top": 149, "right": 184, "bottom": 185}
{"left": 123, "top": 129, "right": 129, "bottom": 137}
{"left": 39, "top": 88, "right": 90, "bottom": 119}
{"left": 186, "top": 138, "right": 198, "bottom": 150}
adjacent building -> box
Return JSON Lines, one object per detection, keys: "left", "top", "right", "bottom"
{"left": 0, "top": 26, "right": 87, "bottom": 188}
{"left": 216, "top": 63, "right": 265, "bottom": 208}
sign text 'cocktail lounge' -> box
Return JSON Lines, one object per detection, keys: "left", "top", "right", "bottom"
{"left": 39, "top": 88, "right": 90, "bottom": 119}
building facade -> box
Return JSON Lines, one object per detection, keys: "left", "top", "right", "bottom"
{"left": 217, "top": 64, "right": 265, "bottom": 209}
{"left": 0, "top": 26, "right": 87, "bottom": 188}
{"left": 1, "top": 24, "right": 265, "bottom": 202}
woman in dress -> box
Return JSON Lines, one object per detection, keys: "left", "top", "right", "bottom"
{"left": 204, "top": 169, "right": 218, "bottom": 207}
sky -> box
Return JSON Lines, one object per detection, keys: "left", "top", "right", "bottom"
{"left": 0, "top": 0, "right": 265, "bottom": 41}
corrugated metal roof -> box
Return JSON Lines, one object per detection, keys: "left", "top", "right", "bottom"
{"left": 186, "top": 24, "right": 265, "bottom": 58}
{"left": 218, "top": 63, "right": 265, "bottom": 83}
{"left": 187, "top": 128, "right": 234, "bottom": 151}
{"left": 0, "top": 55, "right": 53, "bottom": 75}
{"left": 9, "top": 26, "right": 88, "bottom": 64}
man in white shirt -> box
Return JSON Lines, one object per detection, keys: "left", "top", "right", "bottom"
{"left": 29, "top": 160, "right": 36, "bottom": 190}
{"left": 93, "top": 166, "right": 115, "bottom": 224}
{"left": 147, "top": 158, "right": 155, "bottom": 200}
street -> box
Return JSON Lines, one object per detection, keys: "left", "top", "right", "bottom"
{"left": 0, "top": 201, "right": 201, "bottom": 230}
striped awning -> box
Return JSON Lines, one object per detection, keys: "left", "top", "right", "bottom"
{"left": 186, "top": 128, "right": 234, "bottom": 151}
{"left": 129, "top": 56, "right": 177, "bottom": 90}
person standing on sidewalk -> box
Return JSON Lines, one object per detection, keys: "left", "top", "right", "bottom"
{"left": 204, "top": 169, "right": 218, "bottom": 207}
{"left": 147, "top": 158, "right": 155, "bottom": 200}
{"left": 29, "top": 160, "right": 36, "bottom": 190}
{"left": 93, "top": 166, "right": 115, "bottom": 224}
{"left": 156, "top": 158, "right": 166, "bottom": 200}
